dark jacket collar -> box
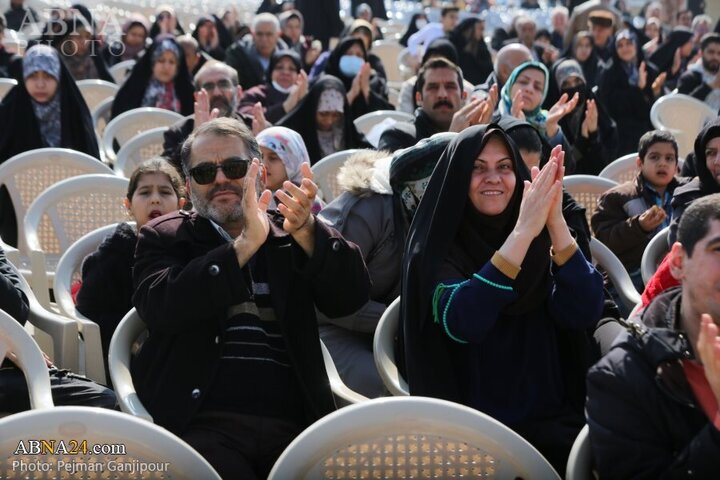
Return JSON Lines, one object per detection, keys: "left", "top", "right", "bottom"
{"left": 414, "top": 108, "right": 446, "bottom": 140}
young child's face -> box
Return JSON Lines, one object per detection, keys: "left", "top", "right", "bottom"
{"left": 640, "top": 141, "right": 678, "bottom": 188}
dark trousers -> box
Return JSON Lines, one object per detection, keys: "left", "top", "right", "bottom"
{"left": 181, "top": 411, "right": 304, "bottom": 480}
{"left": 0, "top": 366, "right": 118, "bottom": 412}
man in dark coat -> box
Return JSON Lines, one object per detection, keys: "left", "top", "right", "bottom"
{"left": 586, "top": 193, "right": 720, "bottom": 478}
{"left": 379, "top": 58, "right": 492, "bottom": 152}
{"left": 0, "top": 13, "right": 21, "bottom": 79}
{"left": 224, "top": 13, "right": 288, "bottom": 90}
{"left": 677, "top": 32, "right": 720, "bottom": 110}
{"left": 132, "top": 117, "right": 370, "bottom": 479}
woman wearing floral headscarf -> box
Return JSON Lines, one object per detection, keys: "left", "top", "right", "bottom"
{"left": 257, "top": 126, "right": 324, "bottom": 214}
{"left": 110, "top": 36, "right": 194, "bottom": 119}
{"left": 0, "top": 44, "right": 100, "bottom": 245}
{"left": 499, "top": 61, "right": 579, "bottom": 172}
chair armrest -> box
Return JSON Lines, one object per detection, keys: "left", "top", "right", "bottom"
{"left": 320, "top": 340, "right": 369, "bottom": 406}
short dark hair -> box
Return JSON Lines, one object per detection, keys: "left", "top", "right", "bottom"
{"left": 441, "top": 6, "right": 460, "bottom": 17}
{"left": 180, "top": 117, "right": 260, "bottom": 175}
{"left": 701, "top": 33, "right": 720, "bottom": 51}
{"left": 416, "top": 57, "right": 464, "bottom": 97}
{"left": 637, "top": 130, "right": 678, "bottom": 162}
{"left": 677, "top": 193, "right": 720, "bottom": 257}
{"left": 506, "top": 125, "right": 543, "bottom": 154}
{"left": 676, "top": 9, "right": 691, "bottom": 20}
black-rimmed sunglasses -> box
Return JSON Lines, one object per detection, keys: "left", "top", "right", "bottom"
{"left": 188, "top": 158, "right": 250, "bottom": 184}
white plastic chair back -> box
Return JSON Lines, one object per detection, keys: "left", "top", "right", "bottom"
{"left": 372, "top": 40, "right": 404, "bottom": 83}
{"left": 598, "top": 153, "right": 639, "bottom": 184}
{"left": 76, "top": 79, "right": 119, "bottom": 113}
{"left": 114, "top": 127, "right": 169, "bottom": 178}
{"left": 320, "top": 339, "right": 369, "bottom": 406}
{"left": 641, "top": 226, "right": 670, "bottom": 285}
{"left": 23, "top": 174, "right": 130, "bottom": 308}
{"left": 311, "top": 149, "right": 364, "bottom": 202}
{"left": 0, "top": 77, "right": 17, "bottom": 101}
{"left": 373, "top": 297, "right": 410, "bottom": 396}
{"left": 397, "top": 48, "right": 415, "bottom": 80}
{"left": 109, "top": 308, "right": 154, "bottom": 422}
{"left": 0, "top": 308, "right": 54, "bottom": 410}
{"left": 566, "top": 425, "right": 595, "bottom": 480}
{"left": 109, "top": 59, "right": 136, "bottom": 84}
{"left": 590, "top": 237, "right": 641, "bottom": 312}
{"left": 102, "top": 107, "right": 183, "bottom": 163}
{"left": 269, "top": 396, "right": 561, "bottom": 479}
{"left": 92, "top": 96, "right": 114, "bottom": 138}
{"left": 0, "top": 148, "right": 112, "bottom": 254}
{"left": 650, "top": 93, "right": 717, "bottom": 158}
{"left": 54, "top": 222, "right": 136, "bottom": 384}
{"left": 563, "top": 175, "right": 619, "bottom": 227}
{"left": 353, "top": 110, "right": 414, "bottom": 136}
{"left": 0, "top": 406, "right": 222, "bottom": 479}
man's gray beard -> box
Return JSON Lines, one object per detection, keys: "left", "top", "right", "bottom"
{"left": 190, "top": 189, "right": 245, "bottom": 225}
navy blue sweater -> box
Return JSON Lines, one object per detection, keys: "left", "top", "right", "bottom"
{"left": 433, "top": 249, "right": 604, "bottom": 426}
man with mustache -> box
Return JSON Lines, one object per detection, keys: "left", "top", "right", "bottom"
{"left": 677, "top": 33, "right": 720, "bottom": 110}
{"left": 162, "top": 60, "right": 256, "bottom": 175}
{"left": 133, "top": 117, "right": 370, "bottom": 478}
{"left": 379, "top": 57, "right": 495, "bottom": 151}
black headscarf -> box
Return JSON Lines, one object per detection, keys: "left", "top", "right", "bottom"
{"left": 267, "top": 49, "right": 302, "bottom": 78}
{"left": 190, "top": 14, "right": 233, "bottom": 59}
{"left": 0, "top": 48, "right": 100, "bottom": 246}
{"left": 399, "top": 13, "right": 427, "bottom": 47}
{"left": 45, "top": 16, "right": 115, "bottom": 83}
{"left": 401, "top": 124, "right": 553, "bottom": 398}
{"left": 449, "top": 18, "right": 492, "bottom": 86}
{"left": 276, "top": 75, "right": 365, "bottom": 164}
{"left": 694, "top": 117, "right": 720, "bottom": 195}
{"left": 324, "top": 37, "right": 369, "bottom": 92}
{"left": 648, "top": 27, "right": 694, "bottom": 75}
{"left": 110, "top": 36, "right": 194, "bottom": 119}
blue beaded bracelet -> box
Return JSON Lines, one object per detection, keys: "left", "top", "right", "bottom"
{"left": 473, "top": 273, "right": 513, "bottom": 291}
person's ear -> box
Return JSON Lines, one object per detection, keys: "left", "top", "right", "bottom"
{"left": 635, "top": 156, "right": 643, "bottom": 169}
{"left": 415, "top": 90, "right": 422, "bottom": 106}
{"left": 123, "top": 197, "right": 131, "bottom": 212}
{"left": 177, "top": 197, "right": 187, "bottom": 209}
{"left": 461, "top": 88, "right": 468, "bottom": 101}
{"left": 668, "top": 241, "right": 686, "bottom": 281}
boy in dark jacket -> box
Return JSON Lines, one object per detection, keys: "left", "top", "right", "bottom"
{"left": 591, "top": 130, "right": 690, "bottom": 288}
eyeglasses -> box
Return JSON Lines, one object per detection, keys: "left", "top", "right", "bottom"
{"left": 188, "top": 158, "right": 250, "bottom": 184}
{"left": 197, "top": 79, "right": 234, "bottom": 92}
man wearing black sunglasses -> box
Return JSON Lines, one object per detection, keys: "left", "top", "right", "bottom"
{"left": 132, "top": 117, "right": 371, "bottom": 479}
{"left": 162, "top": 60, "right": 255, "bottom": 174}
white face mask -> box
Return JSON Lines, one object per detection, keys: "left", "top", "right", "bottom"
{"left": 415, "top": 18, "right": 428, "bottom": 29}
{"left": 272, "top": 80, "right": 294, "bottom": 94}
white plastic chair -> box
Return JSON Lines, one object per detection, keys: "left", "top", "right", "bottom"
{"left": 311, "top": 149, "right": 364, "bottom": 203}
{"left": 0, "top": 406, "right": 222, "bottom": 479}
{"left": 373, "top": 297, "right": 410, "bottom": 396}
{"left": 641, "top": 226, "right": 670, "bottom": 285}
{"left": 269, "top": 396, "right": 561, "bottom": 479}
{"left": 23, "top": 174, "right": 130, "bottom": 309}
{"left": 589, "top": 237, "right": 642, "bottom": 313}
{"left": 102, "top": 107, "right": 184, "bottom": 163}
{"left": 0, "top": 77, "right": 17, "bottom": 101}
{"left": 598, "top": 153, "right": 639, "bottom": 184}
{"left": 566, "top": 425, "right": 595, "bottom": 480}
{"left": 563, "top": 175, "right": 619, "bottom": 227}
{"left": 0, "top": 308, "right": 54, "bottom": 410}
{"left": 92, "top": 96, "right": 114, "bottom": 138}
{"left": 76, "top": 79, "right": 119, "bottom": 113}
{"left": 54, "top": 223, "right": 135, "bottom": 384}
{"left": 0, "top": 148, "right": 112, "bottom": 256}
{"left": 108, "top": 58, "right": 136, "bottom": 84}
{"left": 397, "top": 47, "right": 415, "bottom": 80}
{"left": 109, "top": 308, "right": 366, "bottom": 423}
{"left": 353, "top": 110, "right": 414, "bottom": 136}
{"left": 372, "top": 40, "right": 404, "bottom": 83}
{"left": 650, "top": 93, "right": 717, "bottom": 158}
{"left": 108, "top": 308, "right": 154, "bottom": 422}
{"left": 114, "top": 127, "right": 169, "bottom": 178}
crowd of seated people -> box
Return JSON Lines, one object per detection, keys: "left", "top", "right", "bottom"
{"left": 2, "top": 0, "right": 720, "bottom": 477}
